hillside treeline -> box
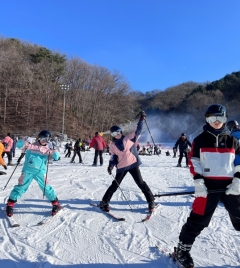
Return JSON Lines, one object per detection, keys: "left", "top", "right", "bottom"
{"left": 0, "top": 37, "right": 239, "bottom": 141}
{"left": 0, "top": 37, "right": 139, "bottom": 139}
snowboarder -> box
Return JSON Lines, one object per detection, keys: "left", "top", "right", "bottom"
{"left": 99, "top": 111, "right": 155, "bottom": 212}
{"left": 175, "top": 104, "right": 240, "bottom": 268}
{"left": 174, "top": 133, "right": 192, "bottom": 167}
{"left": 5, "top": 130, "right": 61, "bottom": 217}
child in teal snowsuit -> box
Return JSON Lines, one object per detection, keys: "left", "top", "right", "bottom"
{"left": 5, "top": 130, "right": 61, "bottom": 217}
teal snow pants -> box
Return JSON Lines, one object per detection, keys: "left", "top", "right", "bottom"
{"left": 9, "top": 172, "right": 57, "bottom": 201}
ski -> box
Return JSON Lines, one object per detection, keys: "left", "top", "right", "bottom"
{"left": 1, "top": 207, "right": 20, "bottom": 227}
{"left": 142, "top": 204, "right": 160, "bottom": 222}
{"left": 37, "top": 207, "right": 64, "bottom": 226}
{"left": 90, "top": 202, "right": 125, "bottom": 221}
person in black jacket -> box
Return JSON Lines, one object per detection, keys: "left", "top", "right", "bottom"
{"left": 65, "top": 142, "right": 72, "bottom": 158}
{"left": 174, "top": 133, "right": 192, "bottom": 167}
{"left": 174, "top": 104, "right": 240, "bottom": 268}
{"left": 70, "top": 138, "right": 83, "bottom": 163}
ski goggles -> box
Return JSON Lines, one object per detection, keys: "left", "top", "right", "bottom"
{"left": 39, "top": 137, "right": 50, "bottom": 142}
{"left": 110, "top": 131, "right": 121, "bottom": 137}
{"left": 206, "top": 116, "right": 227, "bottom": 124}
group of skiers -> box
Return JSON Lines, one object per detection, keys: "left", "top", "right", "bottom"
{"left": 1, "top": 104, "right": 240, "bottom": 268}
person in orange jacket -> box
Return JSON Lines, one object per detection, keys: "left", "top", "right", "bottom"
{"left": 0, "top": 142, "right": 8, "bottom": 175}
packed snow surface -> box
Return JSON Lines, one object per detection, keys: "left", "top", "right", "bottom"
{"left": 0, "top": 147, "right": 239, "bottom": 268}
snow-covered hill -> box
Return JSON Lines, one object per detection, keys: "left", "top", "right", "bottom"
{"left": 0, "top": 147, "right": 239, "bottom": 268}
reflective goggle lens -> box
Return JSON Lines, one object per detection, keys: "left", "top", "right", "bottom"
{"left": 206, "top": 116, "right": 227, "bottom": 124}
{"left": 111, "top": 131, "right": 121, "bottom": 137}
{"left": 39, "top": 137, "right": 50, "bottom": 142}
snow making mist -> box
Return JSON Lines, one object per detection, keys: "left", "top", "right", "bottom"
{"left": 102, "top": 120, "right": 137, "bottom": 135}
{"left": 138, "top": 112, "right": 204, "bottom": 144}
{"left": 102, "top": 111, "right": 203, "bottom": 144}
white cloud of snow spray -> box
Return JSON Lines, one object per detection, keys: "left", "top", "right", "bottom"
{"left": 102, "top": 112, "right": 205, "bottom": 144}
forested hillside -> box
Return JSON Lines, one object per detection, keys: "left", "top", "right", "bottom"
{"left": 0, "top": 37, "right": 239, "bottom": 141}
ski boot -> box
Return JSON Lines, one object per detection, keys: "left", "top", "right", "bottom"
{"left": 7, "top": 160, "right": 15, "bottom": 166}
{"left": 148, "top": 201, "right": 155, "bottom": 212}
{"left": 6, "top": 199, "right": 16, "bottom": 217}
{"left": 51, "top": 199, "right": 61, "bottom": 216}
{"left": 173, "top": 242, "right": 194, "bottom": 268}
{"left": 92, "top": 163, "right": 97, "bottom": 167}
{"left": 99, "top": 201, "right": 110, "bottom": 212}
{"left": 176, "top": 163, "right": 182, "bottom": 167}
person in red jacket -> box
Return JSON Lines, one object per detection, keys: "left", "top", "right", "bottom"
{"left": 89, "top": 132, "right": 106, "bottom": 166}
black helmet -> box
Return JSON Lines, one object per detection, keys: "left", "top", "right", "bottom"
{"left": 110, "top": 125, "right": 122, "bottom": 133}
{"left": 110, "top": 125, "right": 122, "bottom": 137}
{"left": 205, "top": 104, "right": 227, "bottom": 118}
{"left": 227, "top": 120, "right": 239, "bottom": 132}
{"left": 38, "top": 130, "right": 51, "bottom": 141}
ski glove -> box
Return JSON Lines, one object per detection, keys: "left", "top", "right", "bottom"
{"left": 3, "top": 165, "right": 7, "bottom": 170}
{"left": 139, "top": 111, "right": 146, "bottom": 121}
{"left": 194, "top": 178, "right": 208, "bottom": 198}
{"left": 107, "top": 166, "right": 114, "bottom": 175}
{"left": 225, "top": 177, "right": 240, "bottom": 195}
{"left": 17, "top": 153, "right": 26, "bottom": 164}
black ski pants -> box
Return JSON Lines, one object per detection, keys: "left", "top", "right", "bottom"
{"left": 178, "top": 151, "right": 188, "bottom": 166}
{"left": 71, "top": 150, "right": 82, "bottom": 163}
{"left": 102, "top": 166, "right": 154, "bottom": 203}
{"left": 2, "top": 151, "right": 12, "bottom": 164}
{"left": 179, "top": 192, "right": 240, "bottom": 245}
{"left": 93, "top": 150, "right": 103, "bottom": 165}
{"left": 65, "top": 148, "right": 71, "bottom": 157}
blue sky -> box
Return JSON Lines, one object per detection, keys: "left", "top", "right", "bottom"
{"left": 1, "top": 0, "right": 240, "bottom": 93}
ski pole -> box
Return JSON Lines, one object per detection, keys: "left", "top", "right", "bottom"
{"left": 82, "top": 149, "right": 89, "bottom": 163}
{"left": 3, "top": 150, "right": 27, "bottom": 190}
{"left": 143, "top": 118, "right": 160, "bottom": 156}
{"left": 135, "top": 111, "right": 160, "bottom": 156}
{"left": 111, "top": 174, "right": 133, "bottom": 211}
{"left": 43, "top": 152, "right": 50, "bottom": 199}
{"left": 3, "top": 165, "right": 19, "bottom": 190}
{"left": 153, "top": 189, "right": 226, "bottom": 198}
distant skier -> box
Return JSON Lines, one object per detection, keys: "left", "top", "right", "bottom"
{"left": 174, "top": 133, "right": 192, "bottom": 167}
{"left": 5, "top": 130, "right": 61, "bottom": 217}
{"left": 0, "top": 141, "right": 7, "bottom": 175}
{"left": 227, "top": 120, "right": 240, "bottom": 141}
{"left": 175, "top": 104, "right": 240, "bottom": 268}
{"left": 65, "top": 142, "right": 73, "bottom": 158}
{"left": 70, "top": 138, "right": 83, "bottom": 163}
{"left": 98, "top": 111, "right": 155, "bottom": 213}
{"left": 89, "top": 132, "right": 106, "bottom": 166}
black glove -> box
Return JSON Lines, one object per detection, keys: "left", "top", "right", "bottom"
{"left": 3, "top": 165, "right": 7, "bottom": 170}
{"left": 17, "top": 153, "right": 26, "bottom": 164}
{"left": 139, "top": 111, "right": 146, "bottom": 120}
{"left": 107, "top": 166, "right": 113, "bottom": 175}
